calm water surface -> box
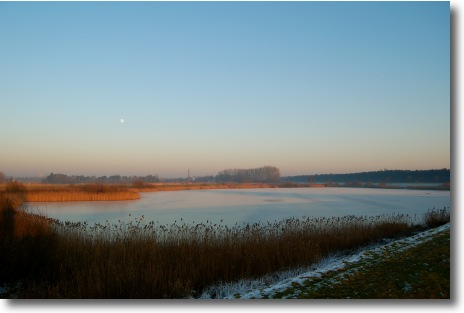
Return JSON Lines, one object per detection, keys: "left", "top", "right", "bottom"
{"left": 27, "top": 188, "right": 450, "bottom": 226}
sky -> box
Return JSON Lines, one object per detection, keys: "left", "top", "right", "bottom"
{"left": 0, "top": 1, "right": 450, "bottom": 178}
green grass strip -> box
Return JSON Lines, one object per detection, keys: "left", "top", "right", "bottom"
{"left": 270, "top": 229, "right": 450, "bottom": 299}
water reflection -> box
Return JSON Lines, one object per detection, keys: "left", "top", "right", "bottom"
{"left": 26, "top": 188, "right": 450, "bottom": 227}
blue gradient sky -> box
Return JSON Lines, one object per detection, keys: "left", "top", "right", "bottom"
{"left": 0, "top": 1, "right": 450, "bottom": 178}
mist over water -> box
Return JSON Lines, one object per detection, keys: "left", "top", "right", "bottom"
{"left": 27, "top": 188, "right": 451, "bottom": 227}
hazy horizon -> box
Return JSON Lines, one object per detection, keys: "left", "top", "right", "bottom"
{"left": 0, "top": 1, "right": 450, "bottom": 178}
{"left": 3, "top": 166, "right": 452, "bottom": 180}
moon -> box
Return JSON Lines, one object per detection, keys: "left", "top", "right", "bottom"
{"left": 120, "top": 118, "right": 125, "bottom": 124}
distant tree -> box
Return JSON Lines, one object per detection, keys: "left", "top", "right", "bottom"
{"left": 215, "top": 166, "right": 280, "bottom": 183}
{"left": 281, "top": 169, "right": 450, "bottom": 184}
{"left": 132, "top": 179, "right": 147, "bottom": 188}
{"left": 43, "top": 173, "right": 69, "bottom": 184}
{"left": 0, "top": 171, "right": 5, "bottom": 183}
{"left": 108, "top": 175, "right": 121, "bottom": 184}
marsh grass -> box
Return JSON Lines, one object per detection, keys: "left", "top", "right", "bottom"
{"left": 0, "top": 190, "right": 450, "bottom": 299}
{"left": 0, "top": 181, "right": 283, "bottom": 201}
{"left": 424, "top": 207, "right": 451, "bottom": 228}
{"left": 25, "top": 190, "right": 140, "bottom": 202}
{"left": 1, "top": 182, "right": 140, "bottom": 202}
{"left": 0, "top": 193, "right": 58, "bottom": 289}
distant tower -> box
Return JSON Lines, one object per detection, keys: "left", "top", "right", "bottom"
{"left": 188, "top": 169, "right": 190, "bottom": 184}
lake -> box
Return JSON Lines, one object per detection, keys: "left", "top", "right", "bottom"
{"left": 26, "top": 187, "right": 451, "bottom": 227}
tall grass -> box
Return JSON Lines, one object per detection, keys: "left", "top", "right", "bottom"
{"left": 424, "top": 207, "right": 451, "bottom": 228}
{"left": 2, "top": 182, "right": 140, "bottom": 202}
{"left": 0, "top": 191, "right": 450, "bottom": 299}
{"left": 0, "top": 193, "right": 58, "bottom": 289}
{"left": 25, "top": 190, "right": 140, "bottom": 202}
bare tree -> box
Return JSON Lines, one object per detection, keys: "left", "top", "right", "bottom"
{"left": 216, "top": 166, "right": 280, "bottom": 183}
{"left": 0, "top": 171, "right": 5, "bottom": 183}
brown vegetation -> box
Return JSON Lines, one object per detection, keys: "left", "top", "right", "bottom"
{"left": 0, "top": 193, "right": 58, "bottom": 288}
{"left": 0, "top": 181, "right": 304, "bottom": 202}
{"left": 424, "top": 207, "right": 451, "bottom": 228}
{"left": 25, "top": 190, "right": 140, "bottom": 202}
{"left": 1, "top": 182, "right": 140, "bottom": 202}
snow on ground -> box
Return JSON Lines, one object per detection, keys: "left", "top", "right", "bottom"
{"left": 198, "top": 223, "right": 450, "bottom": 299}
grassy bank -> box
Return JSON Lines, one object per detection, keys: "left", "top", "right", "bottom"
{"left": 0, "top": 190, "right": 450, "bottom": 299}
{"left": 266, "top": 227, "right": 450, "bottom": 299}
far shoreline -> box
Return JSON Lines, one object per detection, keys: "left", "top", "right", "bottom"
{"left": 1, "top": 181, "right": 450, "bottom": 203}
{"left": 131, "top": 181, "right": 451, "bottom": 193}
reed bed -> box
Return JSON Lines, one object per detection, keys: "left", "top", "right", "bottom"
{"left": 1, "top": 182, "right": 140, "bottom": 202}
{"left": 424, "top": 207, "right": 450, "bottom": 228}
{"left": 0, "top": 191, "right": 450, "bottom": 298}
{"left": 1, "top": 193, "right": 58, "bottom": 288}
{"left": 0, "top": 181, "right": 319, "bottom": 201}
{"left": 42, "top": 215, "right": 419, "bottom": 298}
{"left": 25, "top": 190, "right": 140, "bottom": 202}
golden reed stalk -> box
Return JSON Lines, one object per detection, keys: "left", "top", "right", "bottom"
{"left": 25, "top": 191, "right": 140, "bottom": 202}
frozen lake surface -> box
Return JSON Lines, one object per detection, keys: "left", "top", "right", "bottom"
{"left": 27, "top": 187, "right": 451, "bottom": 227}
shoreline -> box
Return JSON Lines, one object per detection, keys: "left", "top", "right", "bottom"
{"left": 1, "top": 182, "right": 450, "bottom": 203}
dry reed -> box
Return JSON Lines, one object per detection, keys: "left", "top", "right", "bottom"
{"left": 424, "top": 207, "right": 451, "bottom": 228}
{"left": 1, "top": 192, "right": 58, "bottom": 289}
{"left": 25, "top": 191, "right": 140, "bottom": 202}
{"left": 13, "top": 212, "right": 431, "bottom": 298}
{"left": 1, "top": 182, "right": 140, "bottom": 202}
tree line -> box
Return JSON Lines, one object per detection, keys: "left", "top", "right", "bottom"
{"left": 42, "top": 173, "right": 161, "bottom": 185}
{"left": 281, "top": 169, "right": 450, "bottom": 184}
{"left": 215, "top": 166, "right": 281, "bottom": 183}
{"left": 6, "top": 167, "right": 448, "bottom": 185}
{"left": 38, "top": 166, "right": 281, "bottom": 185}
